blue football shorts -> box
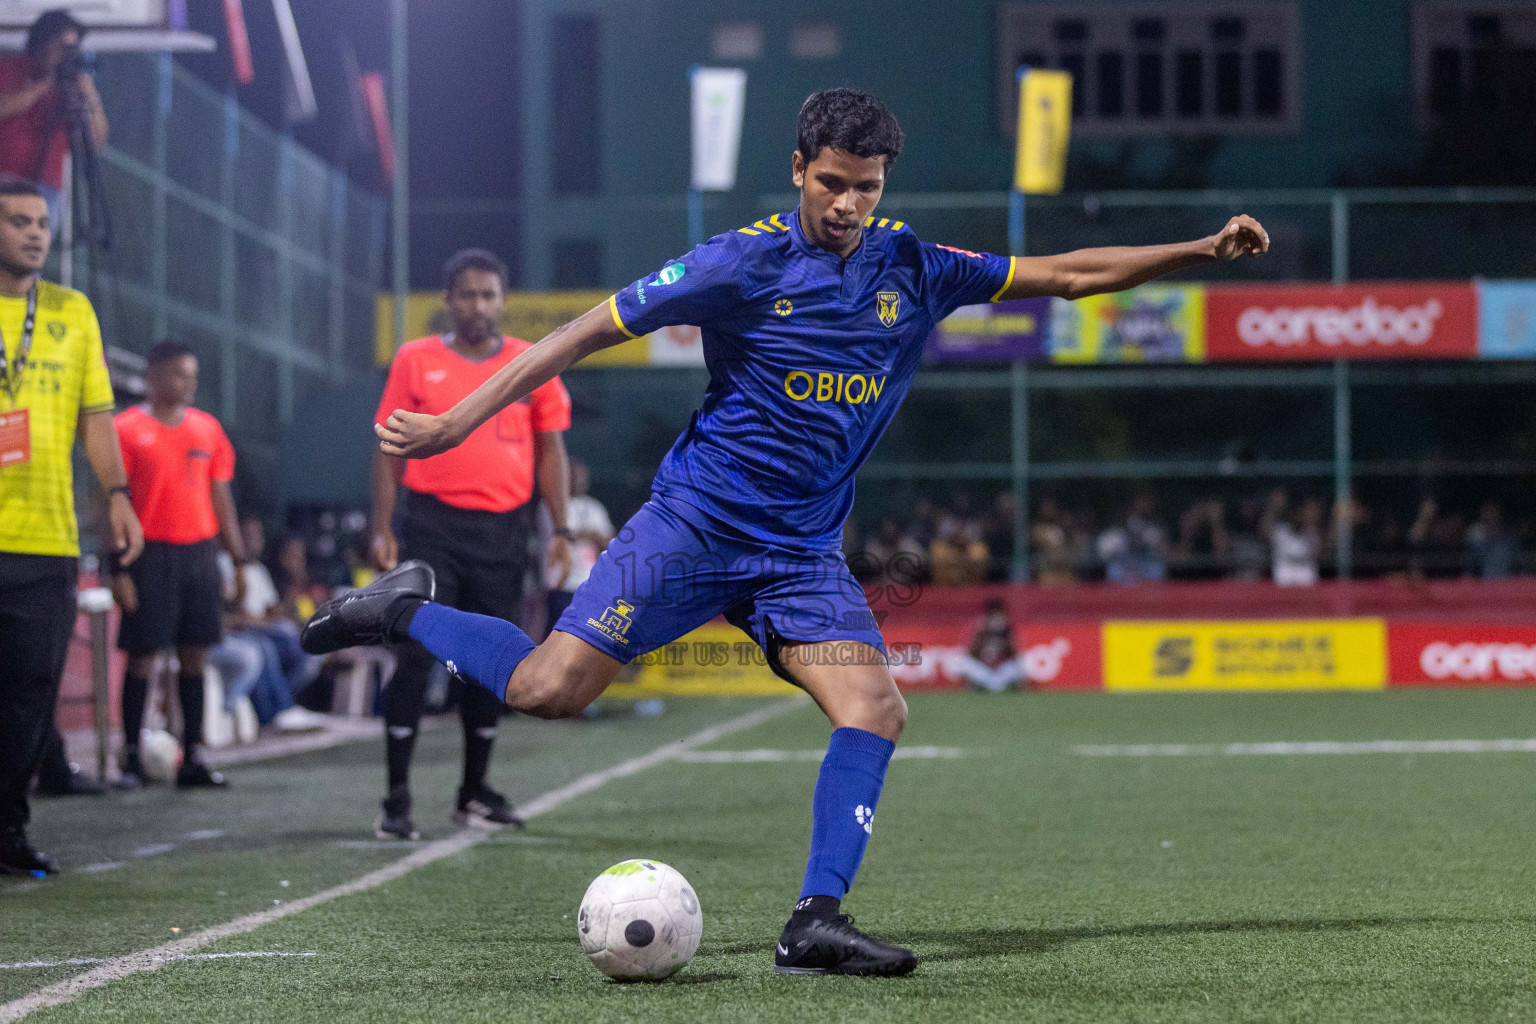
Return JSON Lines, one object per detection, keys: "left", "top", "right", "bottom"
{"left": 554, "top": 493, "right": 886, "bottom": 681}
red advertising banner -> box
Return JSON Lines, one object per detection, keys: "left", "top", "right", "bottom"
{"left": 1388, "top": 623, "right": 1536, "bottom": 687}
{"left": 1206, "top": 283, "right": 1478, "bottom": 361}
{"left": 883, "top": 622, "right": 1102, "bottom": 691}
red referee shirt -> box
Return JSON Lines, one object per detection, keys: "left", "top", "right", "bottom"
{"left": 376, "top": 336, "right": 571, "bottom": 513}
{"left": 116, "top": 405, "right": 235, "bottom": 544}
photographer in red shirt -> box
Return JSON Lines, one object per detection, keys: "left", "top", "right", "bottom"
{"left": 0, "top": 10, "right": 108, "bottom": 230}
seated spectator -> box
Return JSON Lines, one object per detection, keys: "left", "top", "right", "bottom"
{"left": 1270, "top": 494, "right": 1324, "bottom": 587}
{"left": 1097, "top": 495, "right": 1167, "bottom": 584}
{"left": 1031, "top": 497, "right": 1076, "bottom": 586}
{"left": 1465, "top": 501, "right": 1517, "bottom": 579}
{"left": 951, "top": 599, "right": 1027, "bottom": 693}
{"left": 214, "top": 518, "right": 327, "bottom": 731}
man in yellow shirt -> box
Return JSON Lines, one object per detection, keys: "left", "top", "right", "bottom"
{"left": 0, "top": 179, "right": 141, "bottom": 878}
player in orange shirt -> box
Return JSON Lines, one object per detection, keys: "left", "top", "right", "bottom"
{"left": 112, "top": 341, "right": 249, "bottom": 789}
{"left": 368, "top": 249, "right": 572, "bottom": 839}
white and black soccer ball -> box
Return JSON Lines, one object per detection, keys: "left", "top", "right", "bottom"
{"left": 577, "top": 859, "right": 702, "bottom": 981}
{"left": 138, "top": 729, "right": 182, "bottom": 784}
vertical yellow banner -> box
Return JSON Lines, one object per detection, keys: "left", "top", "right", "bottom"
{"left": 1014, "top": 68, "right": 1073, "bottom": 195}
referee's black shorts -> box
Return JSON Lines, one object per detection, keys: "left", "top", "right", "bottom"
{"left": 117, "top": 540, "right": 224, "bottom": 655}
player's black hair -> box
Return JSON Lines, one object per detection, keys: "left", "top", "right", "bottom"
{"left": 797, "top": 88, "right": 904, "bottom": 169}
{"left": 26, "top": 9, "right": 85, "bottom": 57}
{"left": 0, "top": 177, "right": 45, "bottom": 200}
{"left": 147, "top": 340, "right": 194, "bottom": 366}
{"left": 443, "top": 248, "right": 508, "bottom": 292}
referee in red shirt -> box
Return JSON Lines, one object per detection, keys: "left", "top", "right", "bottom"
{"left": 370, "top": 249, "right": 572, "bottom": 839}
{"left": 112, "top": 341, "right": 248, "bottom": 789}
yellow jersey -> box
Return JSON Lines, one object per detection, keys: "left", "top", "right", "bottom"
{"left": 0, "top": 280, "right": 114, "bottom": 557}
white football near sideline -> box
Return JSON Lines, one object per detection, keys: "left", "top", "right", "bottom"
{"left": 138, "top": 729, "right": 182, "bottom": 784}
{"left": 578, "top": 859, "right": 702, "bottom": 981}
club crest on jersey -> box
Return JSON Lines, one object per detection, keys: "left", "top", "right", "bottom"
{"left": 46, "top": 321, "right": 65, "bottom": 340}
{"left": 876, "top": 291, "right": 901, "bottom": 328}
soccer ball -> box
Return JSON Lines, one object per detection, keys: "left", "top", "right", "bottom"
{"left": 138, "top": 729, "right": 182, "bottom": 784}
{"left": 577, "top": 859, "right": 702, "bottom": 981}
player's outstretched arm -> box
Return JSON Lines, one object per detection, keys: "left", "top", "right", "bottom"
{"left": 997, "top": 215, "right": 1269, "bottom": 302}
{"left": 376, "top": 302, "right": 629, "bottom": 459}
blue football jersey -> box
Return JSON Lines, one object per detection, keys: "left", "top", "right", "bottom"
{"left": 610, "top": 210, "right": 1016, "bottom": 550}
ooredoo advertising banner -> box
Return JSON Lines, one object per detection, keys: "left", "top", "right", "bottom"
{"left": 1206, "top": 283, "right": 1478, "bottom": 362}
{"left": 1387, "top": 623, "right": 1536, "bottom": 687}
{"left": 883, "top": 622, "right": 1102, "bottom": 691}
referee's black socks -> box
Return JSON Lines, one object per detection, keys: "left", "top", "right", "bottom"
{"left": 177, "top": 672, "right": 205, "bottom": 755}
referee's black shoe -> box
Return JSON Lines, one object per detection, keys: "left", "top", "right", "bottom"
{"left": 301, "top": 561, "right": 436, "bottom": 654}
{"left": 773, "top": 913, "right": 917, "bottom": 977}
{"left": 0, "top": 827, "right": 59, "bottom": 878}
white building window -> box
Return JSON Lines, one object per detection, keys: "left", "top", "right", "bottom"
{"left": 1413, "top": 2, "right": 1536, "bottom": 128}
{"left": 997, "top": 2, "right": 1301, "bottom": 138}
{"left": 712, "top": 22, "right": 763, "bottom": 61}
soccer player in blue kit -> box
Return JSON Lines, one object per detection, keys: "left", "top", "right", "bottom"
{"left": 304, "top": 89, "right": 1268, "bottom": 976}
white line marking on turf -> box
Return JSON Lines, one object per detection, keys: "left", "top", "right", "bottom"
{"left": 0, "top": 953, "right": 316, "bottom": 970}
{"left": 677, "top": 745, "right": 965, "bottom": 763}
{"left": 1074, "top": 738, "right": 1536, "bottom": 757}
{"left": 130, "top": 844, "right": 176, "bottom": 858}
{"left": 76, "top": 862, "right": 125, "bottom": 875}
{"left": 0, "top": 697, "right": 809, "bottom": 1023}
{"left": 183, "top": 830, "right": 225, "bottom": 841}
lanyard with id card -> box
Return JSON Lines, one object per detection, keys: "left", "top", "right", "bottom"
{"left": 0, "top": 283, "right": 38, "bottom": 466}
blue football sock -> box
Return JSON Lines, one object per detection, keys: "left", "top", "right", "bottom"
{"left": 407, "top": 602, "right": 535, "bottom": 703}
{"left": 799, "top": 726, "right": 896, "bottom": 902}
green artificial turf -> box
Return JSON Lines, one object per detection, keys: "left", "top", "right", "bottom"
{"left": 7, "top": 690, "right": 1536, "bottom": 1023}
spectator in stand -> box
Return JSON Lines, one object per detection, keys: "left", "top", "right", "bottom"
{"left": 0, "top": 10, "right": 108, "bottom": 231}
{"left": 1227, "top": 495, "right": 1269, "bottom": 581}
{"left": 929, "top": 495, "right": 989, "bottom": 586}
{"left": 1031, "top": 497, "right": 1076, "bottom": 586}
{"left": 546, "top": 461, "right": 614, "bottom": 628}
{"left": 1175, "top": 497, "right": 1232, "bottom": 580}
{"left": 1465, "top": 500, "right": 1517, "bottom": 579}
{"left": 951, "top": 599, "right": 1027, "bottom": 692}
{"left": 981, "top": 491, "right": 1015, "bottom": 581}
{"left": 1097, "top": 494, "right": 1168, "bottom": 584}
{"left": 1265, "top": 490, "right": 1323, "bottom": 587}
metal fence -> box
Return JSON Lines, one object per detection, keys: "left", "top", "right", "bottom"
{"left": 79, "top": 53, "right": 387, "bottom": 445}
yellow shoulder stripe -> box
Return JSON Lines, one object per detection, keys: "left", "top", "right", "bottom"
{"left": 891, "top": 221, "right": 905, "bottom": 231}
{"left": 769, "top": 213, "right": 787, "bottom": 231}
{"left": 863, "top": 216, "right": 874, "bottom": 226}
{"left": 737, "top": 227, "right": 761, "bottom": 235}
{"left": 608, "top": 294, "right": 640, "bottom": 339}
{"left": 989, "top": 257, "right": 1018, "bottom": 303}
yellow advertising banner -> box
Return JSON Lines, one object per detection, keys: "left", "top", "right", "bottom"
{"left": 375, "top": 291, "right": 649, "bottom": 368}
{"left": 1014, "top": 68, "right": 1073, "bottom": 195}
{"left": 1103, "top": 619, "right": 1387, "bottom": 691}
{"left": 602, "top": 624, "right": 800, "bottom": 697}
{"left": 1047, "top": 285, "right": 1207, "bottom": 364}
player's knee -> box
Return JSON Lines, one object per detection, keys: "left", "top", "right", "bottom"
{"left": 855, "top": 683, "right": 907, "bottom": 740}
